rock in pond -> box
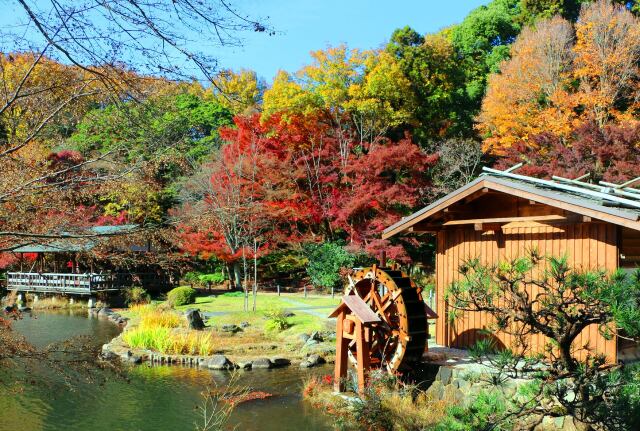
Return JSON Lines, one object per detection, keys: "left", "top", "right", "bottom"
{"left": 206, "top": 355, "right": 235, "bottom": 370}
{"left": 236, "top": 361, "right": 252, "bottom": 370}
{"left": 270, "top": 357, "right": 291, "bottom": 368}
{"left": 300, "top": 354, "right": 325, "bottom": 368}
{"left": 98, "top": 307, "right": 113, "bottom": 317}
{"left": 283, "top": 311, "right": 295, "bottom": 317}
{"left": 251, "top": 358, "right": 273, "bottom": 369}
{"left": 184, "top": 309, "right": 206, "bottom": 330}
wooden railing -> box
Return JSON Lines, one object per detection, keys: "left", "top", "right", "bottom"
{"left": 6, "top": 272, "right": 120, "bottom": 294}
{"left": 5, "top": 271, "right": 172, "bottom": 294}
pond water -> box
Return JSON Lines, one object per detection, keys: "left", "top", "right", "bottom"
{"left": 0, "top": 311, "right": 332, "bottom": 431}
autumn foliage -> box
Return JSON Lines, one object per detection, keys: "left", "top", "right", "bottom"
{"left": 178, "top": 112, "right": 437, "bottom": 264}
{"left": 479, "top": 1, "right": 640, "bottom": 156}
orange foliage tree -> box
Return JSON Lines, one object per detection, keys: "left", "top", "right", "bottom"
{"left": 479, "top": 0, "right": 640, "bottom": 155}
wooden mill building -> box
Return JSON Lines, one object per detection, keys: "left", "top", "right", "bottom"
{"left": 383, "top": 167, "right": 640, "bottom": 363}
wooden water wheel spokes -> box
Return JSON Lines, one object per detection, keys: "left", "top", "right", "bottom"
{"left": 346, "top": 266, "right": 428, "bottom": 373}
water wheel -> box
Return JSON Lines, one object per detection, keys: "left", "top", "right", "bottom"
{"left": 345, "top": 265, "right": 428, "bottom": 373}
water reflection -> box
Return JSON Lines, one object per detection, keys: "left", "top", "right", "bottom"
{"left": 1, "top": 311, "right": 331, "bottom": 431}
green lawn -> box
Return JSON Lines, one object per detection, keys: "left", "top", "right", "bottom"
{"left": 174, "top": 292, "right": 340, "bottom": 314}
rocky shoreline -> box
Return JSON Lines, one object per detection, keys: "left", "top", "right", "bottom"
{"left": 96, "top": 307, "right": 328, "bottom": 371}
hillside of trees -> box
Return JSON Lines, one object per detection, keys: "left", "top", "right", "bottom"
{"left": 2, "top": 0, "right": 640, "bottom": 289}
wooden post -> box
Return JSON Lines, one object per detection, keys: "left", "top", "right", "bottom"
{"left": 277, "top": 284, "right": 280, "bottom": 296}
{"left": 334, "top": 310, "right": 348, "bottom": 392}
{"left": 380, "top": 250, "right": 386, "bottom": 268}
{"left": 355, "top": 319, "right": 370, "bottom": 394}
{"left": 304, "top": 284, "right": 307, "bottom": 298}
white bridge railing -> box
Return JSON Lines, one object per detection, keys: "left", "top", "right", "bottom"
{"left": 6, "top": 272, "right": 117, "bottom": 294}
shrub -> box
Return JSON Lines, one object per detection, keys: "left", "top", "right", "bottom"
{"left": 198, "top": 272, "right": 225, "bottom": 285}
{"left": 264, "top": 308, "right": 290, "bottom": 332}
{"left": 167, "top": 286, "right": 197, "bottom": 306}
{"left": 435, "top": 390, "right": 508, "bottom": 431}
{"left": 124, "top": 286, "right": 150, "bottom": 305}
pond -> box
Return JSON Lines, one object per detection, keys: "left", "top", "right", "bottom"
{"left": 0, "top": 311, "right": 333, "bottom": 431}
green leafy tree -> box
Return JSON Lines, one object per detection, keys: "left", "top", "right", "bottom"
{"left": 450, "top": 0, "right": 521, "bottom": 106}
{"left": 446, "top": 251, "right": 640, "bottom": 429}
{"left": 385, "top": 26, "right": 472, "bottom": 141}
{"left": 71, "top": 91, "right": 232, "bottom": 169}
{"left": 304, "top": 242, "right": 356, "bottom": 290}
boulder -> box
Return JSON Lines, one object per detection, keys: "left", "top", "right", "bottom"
{"left": 283, "top": 311, "right": 295, "bottom": 317}
{"left": 100, "top": 344, "right": 117, "bottom": 360}
{"left": 127, "top": 354, "right": 143, "bottom": 364}
{"left": 309, "top": 331, "right": 324, "bottom": 342}
{"left": 251, "top": 358, "right": 273, "bottom": 369}
{"left": 221, "top": 324, "right": 241, "bottom": 333}
{"left": 184, "top": 309, "right": 206, "bottom": 330}
{"left": 98, "top": 307, "right": 113, "bottom": 317}
{"left": 425, "top": 380, "right": 445, "bottom": 400}
{"left": 300, "top": 354, "right": 325, "bottom": 368}
{"left": 206, "top": 354, "right": 235, "bottom": 370}
{"left": 270, "top": 357, "right": 291, "bottom": 368}
{"left": 298, "top": 333, "right": 310, "bottom": 343}
{"left": 239, "top": 321, "right": 250, "bottom": 328}
{"left": 435, "top": 366, "right": 453, "bottom": 385}
{"left": 236, "top": 361, "right": 252, "bottom": 370}
{"left": 307, "top": 354, "right": 325, "bottom": 365}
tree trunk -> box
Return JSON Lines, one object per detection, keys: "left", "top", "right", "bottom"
{"left": 231, "top": 262, "right": 242, "bottom": 292}
{"left": 253, "top": 238, "right": 257, "bottom": 312}
{"left": 242, "top": 246, "right": 248, "bottom": 312}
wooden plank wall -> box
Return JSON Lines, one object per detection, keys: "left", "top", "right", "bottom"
{"left": 435, "top": 222, "right": 618, "bottom": 362}
{"left": 620, "top": 227, "right": 640, "bottom": 268}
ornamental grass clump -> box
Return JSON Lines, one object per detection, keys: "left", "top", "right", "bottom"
{"left": 140, "top": 310, "right": 183, "bottom": 329}
{"left": 123, "top": 327, "right": 215, "bottom": 356}
{"left": 302, "top": 371, "right": 452, "bottom": 430}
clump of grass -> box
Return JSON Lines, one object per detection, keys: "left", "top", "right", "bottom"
{"left": 140, "top": 310, "right": 183, "bottom": 329}
{"left": 123, "top": 327, "right": 215, "bottom": 355}
{"left": 303, "top": 371, "right": 453, "bottom": 430}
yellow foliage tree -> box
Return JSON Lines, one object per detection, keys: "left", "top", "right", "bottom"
{"left": 479, "top": 0, "right": 640, "bottom": 155}
{"left": 210, "top": 68, "right": 263, "bottom": 114}
{"left": 262, "top": 45, "right": 416, "bottom": 150}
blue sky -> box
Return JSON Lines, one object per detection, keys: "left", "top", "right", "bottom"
{"left": 0, "top": 0, "right": 489, "bottom": 83}
{"left": 215, "top": 0, "right": 490, "bottom": 82}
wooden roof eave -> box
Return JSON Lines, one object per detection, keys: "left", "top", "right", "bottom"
{"left": 382, "top": 178, "right": 487, "bottom": 239}
{"left": 382, "top": 177, "right": 640, "bottom": 240}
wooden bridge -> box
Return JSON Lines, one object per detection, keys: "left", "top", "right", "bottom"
{"left": 5, "top": 272, "right": 159, "bottom": 295}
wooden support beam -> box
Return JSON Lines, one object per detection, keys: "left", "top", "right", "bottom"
{"left": 443, "top": 214, "right": 568, "bottom": 226}
{"left": 356, "top": 320, "right": 369, "bottom": 395}
{"left": 334, "top": 311, "right": 348, "bottom": 392}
